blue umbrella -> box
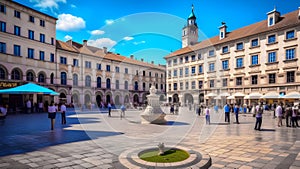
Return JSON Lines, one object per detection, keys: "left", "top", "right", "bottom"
{"left": 0, "top": 83, "right": 59, "bottom": 95}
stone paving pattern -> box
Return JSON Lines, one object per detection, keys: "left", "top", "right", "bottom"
{"left": 0, "top": 108, "right": 299, "bottom": 169}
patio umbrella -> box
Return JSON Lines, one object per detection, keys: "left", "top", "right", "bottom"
{"left": 0, "top": 83, "right": 59, "bottom": 95}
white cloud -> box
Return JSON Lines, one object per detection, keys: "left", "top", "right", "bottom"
{"left": 64, "top": 35, "right": 72, "bottom": 40}
{"left": 70, "top": 4, "right": 76, "bottom": 8}
{"left": 87, "top": 38, "right": 117, "bottom": 49}
{"left": 90, "top": 30, "right": 105, "bottom": 35}
{"left": 30, "top": 0, "right": 66, "bottom": 10}
{"left": 123, "top": 36, "right": 134, "bottom": 41}
{"left": 105, "top": 19, "right": 115, "bottom": 25}
{"left": 56, "top": 14, "right": 86, "bottom": 31}
{"left": 133, "top": 41, "right": 146, "bottom": 45}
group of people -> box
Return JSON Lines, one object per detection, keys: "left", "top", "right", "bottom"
{"left": 275, "top": 103, "right": 299, "bottom": 128}
{"left": 48, "top": 101, "right": 67, "bottom": 130}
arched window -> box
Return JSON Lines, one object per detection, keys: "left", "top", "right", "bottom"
{"left": 97, "top": 77, "right": 101, "bottom": 88}
{"left": 85, "top": 75, "right": 91, "bottom": 87}
{"left": 115, "top": 80, "right": 119, "bottom": 89}
{"left": 26, "top": 72, "right": 34, "bottom": 81}
{"left": 134, "top": 81, "right": 138, "bottom": 90}
{"left": 50, "top": 73, "right": 54, "bottom": 84}
{"left": 11, "top": 69, "right": 21, "bottom": 80}
{"left": 61, "top": 72, "right": 67, "bottom": 85}
{"left": 38, "top": 73, "right": 45, "bottom": 83}
{"left": 0, "top": 67, "right": 6, "bottom": 79}
{"left": 124, "top": 81, "right": 128, "bottom": 90}
{"left": 106, "top": 78, "right": 111, "bottom": 89}
{"left": 73, "top": 74, "right": 78, "bottom": 86}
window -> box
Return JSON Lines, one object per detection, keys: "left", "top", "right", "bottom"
{"left": 209, "top": 50, "right": 215, "bottom": 56}
{"left": 97, "top": 77, "right": 101, "bottom": 88}
{"left": 222, "top": 78, "right": 227, "bottom": 87}
{"left": 185, "top": 67, "right": 189, "bottom": 76}
{"left": 149, "top": 72, "right": 151, "bottom": 77}
{"left": 124, "top": 81, "right": 128, "bottom": 90}
{"left": 198, "top": 81, "right": 203, "bottom": 89}
{"left": 50, "top": 73, "right": 54, "bottom": 84}
{"left": 236, "top": 77, "right": 242, "bottom": 86}
{"left": 268, "top": 34, "right": 276, "bottom": 44}
{"left": 173, "top": 58, "right": 177, "bottom": 64}
{"left": 61, "top": 72, "right": 67, "bottom": 85}
{"left": 179, "top": 82, "right": 183, "bottom": 90}
{"left": 236, "top": 42, "right": 244, "bottom": 50}
{"left": 40, "top": 20, "right": 45, "bottom": 27}
{"left": 28, "top": 48, "right": 34, "bottom": 59}
{"left": 185, "top": 82, "right": 189, "bottom": 90}
{"left": 39, "top": 51, "right": 45, "bottom": 61}
{"left": 286, "top": 30, "right": 295, "bottom": 40}
{"left": 40, "top": 34, "right": 45, "bottom": 43}
{"left": 0, "top": 68, "right": 5, "bottom": 79}
{"left": 14, "top": 45, "right": 21, "bottom": 56}
{"left": 179, "top": 57, "right": 183, "bottom": 63}
{"left": 251, "top": 55, "right": 258, "bottom": 65}
{"left": 269, "top": 17, "right": 274, "bottom": 26}
{"left": 173, "top": 83, "right": 177, "bottom": 91}
{"left": 142, "top": 71, "right": 146, "bottom": 76}
{"left": 0, "top": 4, "right": 6, "bottom": 13}
{"left": 0, "top": 42, "right": 6, "bottom": 53}
{"left": 199, "top": 65, "right": 203, "bottom": 73}
{"left": 28, "top": 30, "right": 34, "bottom": 40}
{"left": 173, "top": 70, "right": 177, "bottom": 77}
{"left": 142, "top": 82, "right": 146, "bottom": 91}
{"left": 236, "top": 58, "right": 243, "bottom": 68}
{"left": 73, "top": 59, "right": 79, "bottom": 67}
{"left": 14, "top": 10, "right": 20, "bottom": 18}
{"left": 251, "top": 39, "right": 258, "bottom": 47}
{"left": 29, "top": 16, "right": 35, "bottom": 23}
{"left": 38, "top": 74, "right": 45, "bottom": 83}
{"left": 222, "top": 46, "right": 229, "bottom": 53}
{"left": 134, "top": 81, "right": 138, "bottom": 90}
{"left": 106, "top": 65, "right": 110, "bottom": 71}
{"left": 26, "top": 72, "right": 34, "bottom": 81}
{"left": 220, "top": 32, "right": 224, "bottom": 39}
{"left": 168, "top": 70, "right": 171, "bottom": 78}
{"left": 209, "top": 63, "right": 215, "bottom": 72}
{"left": 209, "top": 80, "right": 214, "bottom": 88}
{"left": 167, "top": 60, "right": 171, "bottom": 66}
{"left": 251, "top": 75, "right": 258, "bottom": 85}
{"left": 287, "top": 71, "right": 295, "bottom": 83}
{"left": 268, "top": 52, "right": 276, "bottom": 63}
{"left": 116, "top": 80, "right": 119, "bottom": 89}
{"left": 191, "top": 81, "right": 196, "bottom": 89}
{"left": 179, "top": 68, "right": 183, "bottom": 77}
{"left": 107, "top": 79, "right": 111, "bottom": 89}
{"left": 73, "top": 74, "right": 78, "bottom": 86}
{"left": 85, "top": 75, "right": 91, "bottom": 87}
{"left": 51, "top": 38, "right": 54, "bottom": 45}
{"left": 222, "top": 60, "right": 229, "bottom": 70}
{"left": 11, "top": 69, "right": 21, "bottom": 80}
{"left": 269, "top": 73, "right": 276, "bottom": 84}
{"left": 191, "top": 66, "right": 195, "bottom": 75}
{"left": 50, "top": 53, "right": 54, "bottom": 62}
{"left": 185, "top": 56, "right": 189, "bottom": 62}
{"left": 0, "top": 21, "right": 6, "bottom": 32}
{"left": 286, "top": 48, "right": 295, "bottom": 60}
{"left": 198, "top": 53, "right": 202, "bottom": 60}
{"left": 115, "top": 66, "right": 120, "bottom": 73}
{"left": 125, "top": 68, "right": 128, "bottom": 74}
{"left": 14, "top": 26, "right": 21, "bottom": 36}
{"left": 85, "top": 61, "right": 91, "bottom": 68}
{"left": 60, "top": 57, "right": 67, "bottom": 64}
{"left": 96, "top": 63, "right": 101, "bottom": 70}
{"left": 191, "top": 55, "right": 196, "bottom": 61}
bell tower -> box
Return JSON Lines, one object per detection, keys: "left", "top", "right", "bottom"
{"left": 182, "top": 5, "right": 198, "bottom": 48}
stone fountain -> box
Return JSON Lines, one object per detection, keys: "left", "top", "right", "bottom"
{"left": 140, "top": 86, "right": 166, "bottom": 124}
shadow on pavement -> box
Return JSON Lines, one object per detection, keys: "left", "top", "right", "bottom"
{"left": 165, "top": 121, "right": 189, "bottom": 125}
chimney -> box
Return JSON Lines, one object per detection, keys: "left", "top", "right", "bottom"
{"left": 141, "top": 58, "right": 144, "bottom": 62}
{"left": 130, "top": 55, "right": 134, "bottom": 59}
{"left": 103, "top": 47, "right": 107, "bottom": 53}
{"left": 83, "top": 40, "right": 87, "bottom": 46}
{"left": 151, "top": 61, "right": 154, "bottom": 64}
{"left": 219, "top": 22, "right": 227, "bottom": 40}
{"left": 67, "top": 40, "right": 72, "bottom": 46}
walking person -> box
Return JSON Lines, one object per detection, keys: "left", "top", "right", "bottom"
{"left": 254, "top": 103, "right": 263, "bottom": 131}
{"left": 234, "top": 104, "right": 240, "bottom": 124}
{"left": 26, "top": 99, "right": 32, "bottom": 113}
{"left": 48, "top": 101, "right": 57, "bottom": 130}
{"left": 285, "top": 104, "right": 292, "bottom": 127}
{"left": 120, "top": 104, "right": 126, "bottom": 119}
{"left": 170, "top": 104, "right": 174, "bottom": 114}
{"left": 276, "top": 103, "right": 283, "bottom": 127}
{"left": 107, "top": 102, "right": 112, "bottom": 117}
{"left": 291, "top": 105, "right": 299, "bottom": 128}
{"left": 60, "top": 102, "right": 67, "bottom": 124}
{"left": 224, "top": 103, "right": 230, "bottom": 123}
{"left": 205, "top": 106, "right": 210, "bottom": 125}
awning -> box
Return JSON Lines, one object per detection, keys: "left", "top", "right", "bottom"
{"left": 219, "top": 92, "right": 230, "bottom": 97}
{"left": 227, "top": 96, "right": 235, "bottom": 99}
{"left": 233, "top": 92, "right": 245, "bottom": 97}
{"left": 206, "top": 93, "right": 217, "bottom": 97}
{"left": 0, "top": 83, "right": 59, "bottom": 95}
{"left": 260, "top": 92, "right": 279, "bottom": 99}
{"left": 282, "top": 92, "right": 300, "bottom": 99}
{"left": 244, "top": 95, "right": 250, "bottom": 99}
{"left": 214, "top": 95, "right": 221, "bottom": 100}
{"left": 248, "top": 93, "right": 262, "bottom": 99}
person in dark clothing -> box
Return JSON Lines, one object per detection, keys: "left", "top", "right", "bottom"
{"left": 234, "top": 104, "right": 240, "bottom": 124}
{"left": 285, "top": 105, "right": 291, "bottom": 127}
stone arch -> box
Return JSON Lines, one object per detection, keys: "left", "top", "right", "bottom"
{"left": 184, "top": 93, "right": 194, "bottom": 104}
{"left": 105, "top": 91, "right": 112, "bottom": 104}
{"left": 11, "top": 67, "right": 23, "bottom": 80}
{"left": 37, "top": 71, "right": 47, "bottom": 83}
{"left": 172, "top": 93, "right": 179, "bottom": 103}
{"left": 124, "top": 94, "right": 130, "bottom": 104}
{"left": 0, "top": 65, "right": 8, "bottom": 79}
{"left": 95, "top": 90, "right": 104, "bottom": 107}
{"left": 199, "top": 93, "right": 204, "bottom": 104}
{"left": 133, "top": 93, "right": 139, "bottom": 104}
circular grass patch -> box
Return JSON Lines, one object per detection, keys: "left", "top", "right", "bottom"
{"left": 139, "top": 148, "right": 190, "bottom": 163}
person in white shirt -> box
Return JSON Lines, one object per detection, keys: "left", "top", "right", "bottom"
{"left": 276, "top": 103, "right": 283, "bottom": 127}
{"left": 26, "top": 100, "right": 32, "bottom": 113}
{"left": 60, "top": 103, "right": 67, "bottom": 124}
{"left": 205, "top": 106, "right": 210, "bottom": 125}
{"left": 48, "top": 101, "right": 57, "bottom": 130}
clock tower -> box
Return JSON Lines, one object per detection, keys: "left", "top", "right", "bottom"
{"left": 182, "top": 5, "right": 198, "bottom": 48}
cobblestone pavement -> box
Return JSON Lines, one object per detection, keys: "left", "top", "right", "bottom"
{"left": 0, "top": 108, "right": 299, "bottom": 169}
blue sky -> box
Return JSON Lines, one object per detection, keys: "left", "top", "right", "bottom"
{"left": 15, "top": 0, "right": 300, "bottom": 64}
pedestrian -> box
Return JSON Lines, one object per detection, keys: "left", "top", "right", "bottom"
{"left": 291, "top": 105, "right": 299, "bottom": 128}
{"left": 26, "top": 99, "right": 32, "bottom": 113}
{"left": 170, "top": 104, "right": 174, "bottom": 114}
{"left": 234, "top": 104, "right": 240, "bottom": 124}
{"left": 214, "top": 105, "right": 218, "bottom": 113}
{"left": 175, "top": 104, "right": 179, "bottom": 115}
{"left": 276, "top": 103, "right": 283, "bottom": 127}
{"left": 38, "top": 100, "right": 43, "bottom": 113}
{"left": 205, "top": 106, "right": 210, "bottom": 125}
{"left": 120, "top": 104, "right": 126, "bottom": 119}
{"left": 60, "top": 102, "right": 67, "bottom": 124}
{"left": 285, "top": 104, "right": 292, "bottom": 127}
{"left": 254, "top": 103, "right": 263, "bottom": 131}
{"left": 224, "top": 103, "right": 230, "bottom": 123}
{"left": 107, "top": 102, "right": 112, "bottom": 117}
{"left": 197, "top": 105, "right": 201, "bottom": 116}
{"left": 48, "top": 101, "right": 57, "bottom": 130}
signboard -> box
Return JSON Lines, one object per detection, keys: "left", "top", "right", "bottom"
{"left": 0, "top": 81, "right": 22, "bottom": 89}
